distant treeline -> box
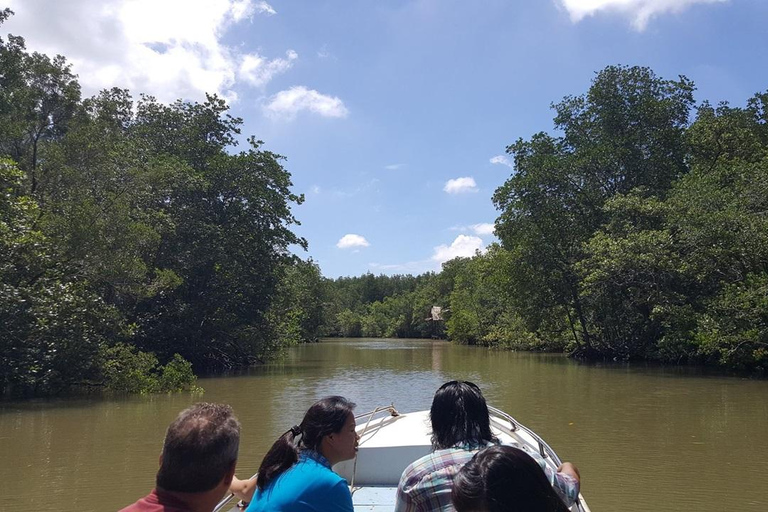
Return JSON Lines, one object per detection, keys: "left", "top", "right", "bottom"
{"left": 322, "top": 65, "right": 768, "bottom": 376}
{"left": 2, "top": 8, "right": 766, "bottom": 398}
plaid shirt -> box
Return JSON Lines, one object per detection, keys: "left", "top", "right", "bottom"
{"left": 393, "top": 442, "right": 579, "bottom": 512}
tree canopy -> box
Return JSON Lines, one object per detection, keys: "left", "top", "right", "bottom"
{"left": 3, "top": 11, "right": 767, "bottom": 396}
{"left": 320, "top": 65, "right": 768, "bottom": 376}
{"left": 0, "top": 12, "right": 312, "bottom": 395}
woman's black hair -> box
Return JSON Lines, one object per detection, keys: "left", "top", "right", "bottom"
{"left": 256, "top": 396, "right": 356, "bottom": 491}
{"left": 430, "top": 381, "right": 496, "bottom": 450}
{"left": 452, "top": 445, "right": 570, "bottom": 512}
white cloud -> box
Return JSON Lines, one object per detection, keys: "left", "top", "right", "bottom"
{"left": 310, "top": 185, "right": 322, "bottom": 194}
{"left": 444, "top": 177, "right": 478, "bottom": 194}
{"left": 227, "top": 0, "right": 276, "bottom": 20}
{"left": 3, "top": 0, "right": 284, "bottom": 104}
{"left": 471, "top": 223, "right": 495, "bottom": 236}
{"left": 490, "top": 155, "right": 513, "bottom": 168}
{"left": 337, "top": 234, "right": 370, "bottom": 249}
{"left": 265, "top": 86, "right": 349, "bottom": 119}
{"left": 449, "top": 223, "right": 496, "bottom": 236}
{"left": 432, "top": 235, "right": 485, "bottom": 264}
{"left": 559, "top": 0, "right": 727, "bottom": 30}
{"left": 254, "top": 1, "right": 277, "bottom": 16}
{"left": 384, "top": 163, "right": 405, "bottom": 170}
{"left": 229, "top": 0, "right": 254, "bottom": 20}
{"left": 317, "top": 44, "right": 332, "bottom": 59}
{"left": 372, "top": 230, "right": 492, "bottom": 274}
{"left": 239, "top": 50, "right": 297, "bottom": 87}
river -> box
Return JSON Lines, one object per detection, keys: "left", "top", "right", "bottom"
{"left": 1, "top": 338, "right": 767, "bottom": 511}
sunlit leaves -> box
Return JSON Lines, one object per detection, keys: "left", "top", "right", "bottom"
{"left": 0, "top": 14, "right": 308, "bottom": 393}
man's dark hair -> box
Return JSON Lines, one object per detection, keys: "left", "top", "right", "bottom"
{"left": 430, "top": 381, "right": 496, "bottom": 450}
{"left": 156, "top": 403, "right": 240, "bottom": 493}
{"left": 453, "top": 445, "right": 569, "bottom": 512}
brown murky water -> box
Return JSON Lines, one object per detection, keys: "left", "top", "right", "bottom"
{"left": 1, "top": 338, "right": 767, "bottom": 511}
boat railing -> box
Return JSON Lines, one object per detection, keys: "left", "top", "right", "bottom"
{"left": 488, "top": 405, "right": 561, "bottom": 464}
{"left": 213, "top": 491, "right": 239, "bottom": 512}
{"left": 213, "top": 471, "right": 257, "bottom": 512}
{"left": 489, "top": 406, "right": 588, "bottom": 512}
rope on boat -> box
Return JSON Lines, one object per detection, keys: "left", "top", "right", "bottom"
{"left": 350, "top": 404, "right": 399, "bottom": 491}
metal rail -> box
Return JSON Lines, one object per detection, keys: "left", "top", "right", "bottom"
{"left": 213, "top": 470, "right": 257, "bottom": 512}
{"left": 212, "top": 491, "right": 237, "bottom": 512}
{"left": 488, "top": 405, "right": 560, "bottom": 463}
{"left": 213, "top": 483, "right": 251, "bottom": 512}
{"left": 488, "top": 406, "right": 587, "bottom": 512}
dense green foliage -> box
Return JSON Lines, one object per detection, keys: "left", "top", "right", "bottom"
{"left": 493, "top": 66, "right": 767, "bottom": 373}
{"left": 320, "top": 272, "right": 450, "bottom": 339}
{"left": 319, "top": 248, "right": 550, "bottom": 351}
{"left": 322, "top": 66, "right": 768, "bottom": 375}
{"left": 0, "top": 11, "right": 314, "bottom": 395}
{"left": 3, "top": 9, "right": 766, "bottom": 396}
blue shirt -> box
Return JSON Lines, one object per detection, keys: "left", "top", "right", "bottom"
{"left": 247, "top": 451, "right": 354, "bottom": 512}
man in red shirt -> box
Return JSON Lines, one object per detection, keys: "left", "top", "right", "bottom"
{"left": 119, "top": 403, "right": 241, "bottom": 512}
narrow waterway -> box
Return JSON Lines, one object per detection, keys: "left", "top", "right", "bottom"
{"left": 1, "top": 338, "right": 767, "bottom": 511}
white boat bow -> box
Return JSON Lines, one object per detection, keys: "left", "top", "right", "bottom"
{"left": 216, "top": 404, "right": 591, "bottom": 512}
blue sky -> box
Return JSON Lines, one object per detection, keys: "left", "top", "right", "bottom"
{"left": 5, "top": 0, "right": 768, "bottom": 277}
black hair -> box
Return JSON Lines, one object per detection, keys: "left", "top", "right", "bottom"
{"left": 156, "top": 403, "right": 241, "bottom": 493}
{"left": 430, "top": 381, "right": 496, "bottom": 450}
{"left": 452, "top": 445, "right": 570, "bottom": 512}
{"left": 256, "top": 396, "right": 356, "bottom": 491}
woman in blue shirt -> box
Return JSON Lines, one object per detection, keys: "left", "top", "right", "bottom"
{"left": 246, "top": 396, "right": 359, "bottom": 512}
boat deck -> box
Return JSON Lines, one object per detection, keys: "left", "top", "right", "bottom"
{"left": 351, "top": 486, "right": 398, "bottom": 512}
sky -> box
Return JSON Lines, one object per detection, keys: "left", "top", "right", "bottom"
{"left": 4, "top": 0, "right": 768, "bottom": 278}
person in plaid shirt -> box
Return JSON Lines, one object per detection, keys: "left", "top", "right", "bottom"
{"left": 394, "top": 381, "right": 580, "bottom": 512}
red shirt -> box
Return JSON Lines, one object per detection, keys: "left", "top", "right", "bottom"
{"left": 119, "top": 489, "right": 192, "bottom": 512}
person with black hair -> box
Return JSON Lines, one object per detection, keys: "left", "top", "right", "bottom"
{"left": 119, "top": 403, "right": 241, "bottom": 512}
{"left": 452, "top": 445, "right": 572, "bottom": 512}
{"left": 242, "top": 396, "right": 359, "bottom": 512}
{"left": 394, "top": 381, "right": 579, "bottom": 512}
